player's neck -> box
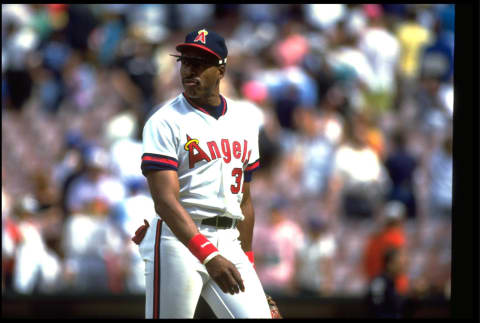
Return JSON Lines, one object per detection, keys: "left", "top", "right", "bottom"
{"left": 186, "top": 92, "right": 221, "bottom": 108}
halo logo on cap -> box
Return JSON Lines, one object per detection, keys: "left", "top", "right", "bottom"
{"left": 175, "top": 29, "right": 228, "bottom": 65}
{"left": 194, "top": 29, "right": 208, "bottom": 45}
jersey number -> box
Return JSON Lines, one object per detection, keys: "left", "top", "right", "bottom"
{"left": 231, "top": 168, "right": 243, "bottom": 194}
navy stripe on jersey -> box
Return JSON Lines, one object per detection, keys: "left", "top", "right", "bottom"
{"left": 244, "top": 159, "right": 260, "bottom": 182}
{"left": 183, "top": 93, "right": 227, "bottom": 120}
{"left": 141, "top": 153, "right": 179, "bottom": 175}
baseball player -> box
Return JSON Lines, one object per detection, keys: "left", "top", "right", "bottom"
{"left": 131, "top": 28, "right": 274, "bottom": 319}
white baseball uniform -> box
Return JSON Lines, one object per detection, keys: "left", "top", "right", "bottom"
{"left": 137, "top": 93, "right": 271, "bottom": 318}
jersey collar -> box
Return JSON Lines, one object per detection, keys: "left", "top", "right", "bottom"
{"left": 182, "top": 93, "right": 227, "bottom": 120}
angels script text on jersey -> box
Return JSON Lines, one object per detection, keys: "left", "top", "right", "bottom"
{"left": 184, "top": 134, "right": 252, "bottom": 169}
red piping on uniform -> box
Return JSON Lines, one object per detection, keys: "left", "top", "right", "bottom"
{"left": 246, "top": 160, "right": 260, "bottom": 172}
{"left": 153, "top": 219, "right": 163, "bottom": 318}
{"left": 221, "top": 96, "right": 226, "bottom": 116}
{"left": 142, "top": 156, "right": 178, "bottom": 167}
{"left": 197, "top": 107, "right": 209, "bottom": 115}
{"left": 183, "top": 94, "right": 212, "bottom": 116}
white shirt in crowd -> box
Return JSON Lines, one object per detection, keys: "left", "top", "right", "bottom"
{"left": 13, "top": 220, "right": 62, "bottom": 294}
{"left": 334, "top": 145, "right": 385, "bottom": 190}
{"left": 296, "top": 233, "right": 337, "bottom": 292}
{"left": 359, "top": 25, "right": 400, "bottom": 92}
{"left": 66, "top": 174, "right": 126, "bottom": 213}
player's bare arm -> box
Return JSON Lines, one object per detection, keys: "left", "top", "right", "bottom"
{"left": 146, "top": 169, "right": 244, "bottom": 295}
{"left": 145, "top": 170, "right": 199, "bottom": 245}
{"left": 238, "top": 182, "right": 255, "bottom": 253}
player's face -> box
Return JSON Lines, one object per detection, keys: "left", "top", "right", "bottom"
{"left": 178, "top": 48, "right": 224, "bottom": 100}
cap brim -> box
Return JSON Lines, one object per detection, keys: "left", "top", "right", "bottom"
{"left": 176, "top": 43, "right": 221, "bottom": 59}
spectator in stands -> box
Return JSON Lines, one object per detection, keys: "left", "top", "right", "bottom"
{"left": 395, "top": 7, "right": 432, "bottom": 81}
{"left": 395, "top": 7, "right": 432, "bottom": 105}
{"left": 287, "top": 106, "right": 337, "bottom": 216}
{"left": 62, "top": 50, "right": 98, "bottom": 112}
{"left": 294, "top": 217, "right": 336, "bottom": 296}
{"left": 358, "top": 4, "right": 400, "bottom": 117}
{"left": 61, "top": 197, "right": 125, "bottom": 293}
{"left": 272, "top": 83, "right": 302, "bottom": 132}
{"left": 111, "top": 27, "right": 158, "bottom": 128}
{"left": 109, "top": 178, "right": 155, "bottom": 293}
{"left": 363, "top": 201, "right": 409, "bottom": 296}
{"left": 366, "top": 247, "right": 408, "bottom": 318}
{"left": 65, "top": 145, "right": 126, "bottom": 215}
{"left": 303, "top": 4, "right": 347, "bottom": 32}
{"left": 384, "top": 129, "right": 418, "bottom": 218}
{"left": 28, "top": 169, "right": 64, "bottom": 263}
{"left": 330, "top": 113, "right": 389, "bottom": 219}
{"left": 427, "top": 134, "right": 452, "bottom": 218}
{"left": 253, "top": 198, "right": 304, "bottom": 295}
{"left": 414, "top": 73, "right": 452, "bottom": 149}
{"left": 33, "top": 63, "right": 65, "bottom": 115}
{"left": 124, "top": 4, "right": 168, "bottom": 41}
{"left": 54, "top": 131, "right": 89, "bottom": 218}
{"left": 420, "top": 18, "right": 453, "bottom": 85}
{"left": 31, "top": 169, "right": 60, "bottom": 211}
{"left": 40, "top": 30, "right": 71, "bottom": 114}
{"left": 64, "top": 4, "right": 98, "bottom": 52}
{"left": 175, "top": 4, "right": 216, "bottom": 30}
{"left": 11, "top": 195, "right": 63, "bottom": 294}
{"left": 104, "top": 107, "right": 144, "bottom": 185}
{"left": 240, "top": 4, "right": 285, "bottom": 25}
{"left": 326, "top": 18, "right": 377, "bottom": 110}
{"left": 2, "top": 6, "right": 37, "bottom": 112}
{"left": 93, "top": 6, "right": 128, "bottom": 67}
{"left": 2, "top": 189, "right": 22, "bottom": 293}
{"left": 362, "top": 112, "right": 386, "bottom": 161}
{"left": 316, "top": 85, "right": 346, "bottom": 146}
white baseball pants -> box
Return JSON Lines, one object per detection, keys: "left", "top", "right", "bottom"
{"left": 138, "top": 218, "right": 272, "bottom": 319}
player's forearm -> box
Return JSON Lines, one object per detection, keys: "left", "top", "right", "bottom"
{"left": 238, "top": 184, "right": 255, "bottom": 252}
{"left": 238, "top": 206, "right": 254, "bottom": 252}
{"left": 152, "top": 194, "right": 200, "bottom": 246}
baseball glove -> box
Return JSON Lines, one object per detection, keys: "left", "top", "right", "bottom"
{"left": 266, "top": 294, "right": 282, "bottom": 319}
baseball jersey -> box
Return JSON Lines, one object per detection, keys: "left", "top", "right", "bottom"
{"left": 141, "top": 93, "right": 260, "bottom": 221}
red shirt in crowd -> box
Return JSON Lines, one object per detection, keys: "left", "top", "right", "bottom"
{"left": 364, "top": 226, "right": 409, "bottom": 295}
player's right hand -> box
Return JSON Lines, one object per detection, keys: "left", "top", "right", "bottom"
{"left": 205, "top": 254, "right": 245, "bottom": 295}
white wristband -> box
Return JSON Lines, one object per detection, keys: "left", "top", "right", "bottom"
{"left": 202, "top": 251, "right": 220, "bottom": 265}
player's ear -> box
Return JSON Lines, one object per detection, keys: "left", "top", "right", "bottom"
{"left": 218, "top": 64, "right": 225, "bottom": 79}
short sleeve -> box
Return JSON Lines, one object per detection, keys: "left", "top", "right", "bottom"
{"left": 244, "top": 126, "right": 260, "bottom": 182}
{"left": 141, "top": 115, "right": 179, "bottom": 176}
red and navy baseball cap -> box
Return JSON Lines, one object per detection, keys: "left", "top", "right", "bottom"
{"left": 176, "top": 28, "right": 228, "bottom": 65}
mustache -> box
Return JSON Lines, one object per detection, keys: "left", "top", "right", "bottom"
{"left": 182, "top": 77, "right": 201, "bottom": 85}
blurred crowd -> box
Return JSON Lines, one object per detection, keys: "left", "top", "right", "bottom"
{"left": 2, "top": 4, "right": 453, "bottom": 311}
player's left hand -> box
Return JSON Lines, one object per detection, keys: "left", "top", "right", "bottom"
{"left": 205, "top": 254, "right": 245, "bottom": 295}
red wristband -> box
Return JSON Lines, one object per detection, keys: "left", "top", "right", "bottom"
{"left": 188, "top": 234, "right": 219, "bottom": 264}
{"left": 245, "top": 251, "right": 255, "bottom": 265}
